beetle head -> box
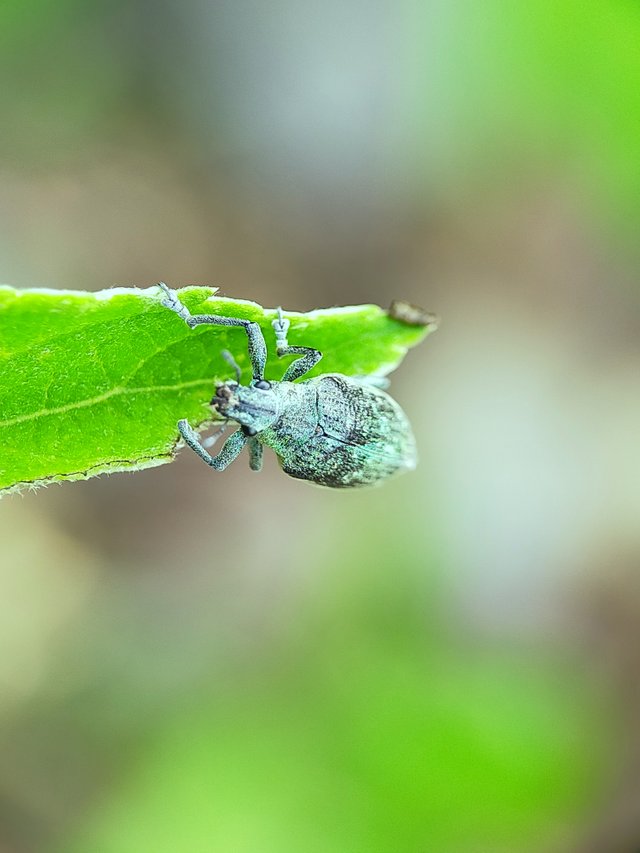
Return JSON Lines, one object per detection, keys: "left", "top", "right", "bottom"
{"left": 211, "top": 379, "right": 279, "bottom": 433}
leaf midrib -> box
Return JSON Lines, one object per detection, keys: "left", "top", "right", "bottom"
{"left": 0, "top": 377, "right": 212, "bottom": 429}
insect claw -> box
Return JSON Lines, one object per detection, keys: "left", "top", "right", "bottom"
{"left": 157, "top": 281, "right": 173, "bottom": 307}
{"left": 158, "top": 282, "right": 192, "bottom": 322}
{"left": 272, "top": 306, "right": 290, "bottom": 349}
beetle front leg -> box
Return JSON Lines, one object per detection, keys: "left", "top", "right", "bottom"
{"left": 272, "top": 308, "right": 322, "bottom": 382}
{"left": 158, "top": 283, "right": 267, "bottom": 381}
{"left": 178, "top": 419, "right": 247, "bottom": 470}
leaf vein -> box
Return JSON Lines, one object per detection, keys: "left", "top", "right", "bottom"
{"left": 0, "top": 378, "right": 212, "bottom": 429}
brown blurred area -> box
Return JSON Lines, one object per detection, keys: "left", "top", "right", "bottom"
{"left": 1, "top": 1, "right": 640, "bottom": 851}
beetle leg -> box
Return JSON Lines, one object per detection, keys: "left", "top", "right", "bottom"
{"left": 248, "top": 438, "right": 263, "bottom": 472}
{"left": 272, "top": 307, "right": 322, "bottom": 382}
{"left": 158, "top": 283, "right": 267, "bottom": 381}
{"left": 178, "top": 419, "right": 247, "bottom": 470}
{"left": 277, "top": 346, "right": 323, "bottom": 382}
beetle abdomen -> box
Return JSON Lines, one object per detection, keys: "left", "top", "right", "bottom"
{"left": 280, "top": 375, "right": 416, "bottom": 488}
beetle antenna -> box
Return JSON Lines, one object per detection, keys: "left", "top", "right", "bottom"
{"left": 221, "top": 349, "right": 242, "bottom": 383}
{"left": 202, "top": 419, "right": 228, "bottom": 449}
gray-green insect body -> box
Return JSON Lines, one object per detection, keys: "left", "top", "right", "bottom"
{"left": 159, "top": 284, "right": 417, "bottom": 488}
{"left": 215, "top": 373, "right": 416, "bottom": 488}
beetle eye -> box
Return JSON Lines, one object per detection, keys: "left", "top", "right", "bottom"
{"left": 255, "top": 380, "right": 271, "bottom": 390}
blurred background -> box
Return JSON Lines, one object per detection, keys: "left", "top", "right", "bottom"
{"left": 1, "top": 1, "right": 639, "bottom": 851}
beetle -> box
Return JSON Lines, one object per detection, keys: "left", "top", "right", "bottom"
{"left": 158, "top": 283, "right": 417, "bottom": 488}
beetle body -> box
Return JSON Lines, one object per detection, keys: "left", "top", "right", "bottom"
{"left": 214, "top": 374, "right": 416, "bottom": 488}
{"left": 158, "top": 284, "right": 418, "bottom": 489}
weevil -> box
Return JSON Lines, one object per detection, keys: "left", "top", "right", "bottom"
{"left": 158, "top": 283, "right": 418, "bottom": 488}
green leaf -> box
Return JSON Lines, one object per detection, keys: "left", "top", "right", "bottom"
{"left": 0, "top": 285, "right": 435, "bottom": 494}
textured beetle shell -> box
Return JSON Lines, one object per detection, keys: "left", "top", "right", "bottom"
{"left": 258, "top": 374, "right": 417, "bottom": 488}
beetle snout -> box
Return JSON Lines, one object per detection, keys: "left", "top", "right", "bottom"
{"left": 211, "top": 382, "right": 238, "bottom": 412}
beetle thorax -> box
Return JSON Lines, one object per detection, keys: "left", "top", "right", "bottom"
{"left": 211, "top": 380, "right": 279, "bottom": 432}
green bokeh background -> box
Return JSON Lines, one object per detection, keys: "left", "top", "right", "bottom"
{"left": 0, "top": 1, "right": 638, "bottom": 851}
